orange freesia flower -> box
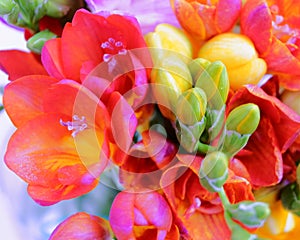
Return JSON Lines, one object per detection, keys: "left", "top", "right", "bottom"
{"left": 49, "top": 212, "right": 113, "bottom": 240}
{"left": 241, "top": 0, "right": 300, "bottom": 89}
{"left": 170, "top": 0, "right": 242, "bottom": 41}
{"left": 4, "top": 78, "right": 110, "bottom": 205}
{"left": 109, "top": 190, "right": 173, "bottom": 239}
{"left": 160, "top": 154, "right": 254, "bottom": 239}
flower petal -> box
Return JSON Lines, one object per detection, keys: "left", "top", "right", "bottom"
{"left": 49, "top": 212, "right": 112, "bottom": 240}
{"left": 5, "top": 113, "right": 101, "bottom": 205}
{"left": 3, "top": 75, "right": 58, "bottom": 127}
{"left": 0, "top": 50, "right": 47, "bottom": 80}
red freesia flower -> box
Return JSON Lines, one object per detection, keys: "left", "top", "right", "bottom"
{"left": 160, "top": 154, "right": 254, "bottom": 239}
{"left": 241, "top": 0, "right": 300, "bottom": 89}
{"left": 42, "top": 9, "right": 148, "bottom": 82}
{"left": 49, "top": 212, "right": 113, "bottom": 240}
{"left": 171, "top": 0, "right": 242, "bottom": 41}
{"left": 227, "top": 84, "right": 300, "bottom": 187}
{"left": 109, "top": 190, "right": 173, "bottom": 239}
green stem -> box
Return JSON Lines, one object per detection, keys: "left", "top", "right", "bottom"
{"left": 218, "top": 187, "right": 230, "bottom": 208}
{"left": 196, "top": 141, "right": 217, "bottom": 154}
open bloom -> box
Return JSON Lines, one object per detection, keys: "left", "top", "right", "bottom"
{"left": 227, "top": 83, "right": 300, "bottom": 187}
{"left": 170, "top": 0, "right": 242, "bottom": 41}
{"left": 241, "top": 0, "right": 300, "bottom": 89}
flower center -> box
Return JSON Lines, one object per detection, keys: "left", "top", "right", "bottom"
{"left": 101, "top": 37, "right": 127, "bottom": 62}
{"left": 270, "top": 4, "right": 299, "bottom": 46}
{"left": 60, "top": 115, "right": 87, "bottom": 137}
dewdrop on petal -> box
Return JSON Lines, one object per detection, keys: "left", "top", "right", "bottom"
{"left": 198, "top": 33, "right": 267, "bottom": 90}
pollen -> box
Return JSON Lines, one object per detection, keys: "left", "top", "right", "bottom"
{"left": 60, "top": 115, "right": 88, "bottom": 137}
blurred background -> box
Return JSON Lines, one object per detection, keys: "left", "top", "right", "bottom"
{"left": 0, "top": 20, "right": 117, "bottom": 240}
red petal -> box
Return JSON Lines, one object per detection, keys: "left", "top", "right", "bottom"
{"left": 0, "top": 50, "right": 47, "bottom": 80}
{"left": 3, "top": 75, "right": 58, "bottom": 127}
{"left": 5, "top": 113, "right": 102, "bottom": 205}
{"left": 241, "top": 0, "right": 272, "bottom": 54}
{"left": 42, "top": 38, "right": 66, "bottom": 80}
{"left": 50, "top": 212, "right": 112, "bottom": 240}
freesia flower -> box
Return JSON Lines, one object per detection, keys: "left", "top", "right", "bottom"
{"left": 109, "top": 190, "right": 173, "bottom": 239}
{"left": 241, "top": 0, "right": 300, "bottom": 89}
{"left": 160, "top": 154, "right": 254, "bottom": 239}
{"left": 170, "top": 0, "right": 242, "bottom": 41}
{"left": 198, "top": 33, "right": 267, "bottom": 90}
{"left": 227, "top": 84, "right": 300, "bottom": 187}
{"left": 4, "top": 77, "right": 111, "bottom": 205}
{"left": 49, "top": 212, "right": 113, "bottom": 239}
{"left": 85, "top": 0, "right": 180, "bottom": 34}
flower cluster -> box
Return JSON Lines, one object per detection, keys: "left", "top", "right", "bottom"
{"left": 1, "top": 0, "right": 300, "bottom": 239}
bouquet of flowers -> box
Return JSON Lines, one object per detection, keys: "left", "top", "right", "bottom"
{"left": 1, "top": 0, "right": 300, "bottom": 239}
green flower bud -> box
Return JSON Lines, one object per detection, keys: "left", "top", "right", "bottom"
{"left": 46, "top": 0, "right": 73, "bottom": 18}
{"left": 228, "top": 201, "right": 270, "bottom": 229}
{"left": 188, "top": 58, "right": 211, "bottom": 83}
{"left": 151, "top": 55, "right": 192, "bottom": 120}
{"left": 27, "top": 30, "right": 57, "bottom": 54}
{"left": 195, "top": 61, "right": 229, "bottom": 109}
{"left": 226, "top": 103, "right": 260, "bottom": 135}
{"left": 176, "top": 87, "right": 207, "bottom": 126}
{"left": 281, "top": 182, "right": 300, "bottom": 216}
{"left": 0, "top": 0, "right": 17, "bottom": 15}
{"left": 199, "top": 151, "right": 228, "bottom": 192}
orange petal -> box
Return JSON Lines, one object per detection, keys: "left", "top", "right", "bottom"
{"left": 3, "top": 75, "right": 58, "bottom": 127}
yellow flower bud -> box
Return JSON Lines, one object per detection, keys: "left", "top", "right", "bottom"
{"left": 145, "top": 23, "right": 193, "bottom": 58}
{"left": 151, "top": 56, "right": 193, "bottom": 120}
{"left": 176, "top": 87, "right": 207, "bottom": 126}
{"left": 199, "top": 151, "right": 229, "bottom": 192}
{"left": 198, "top": 33, "right": 267, "bottom": 90}
{"left": 188, "top": 58, "right": 211, "bottom": 83}
{"left": 226, "top": 103, "right": 260, "bottom": 135}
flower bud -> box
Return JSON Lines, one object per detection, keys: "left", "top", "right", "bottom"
{"left": 198, "top": 33, "right": 267, "bottom": 90}
{"left": 151, "top": 56, "right": 192, "bottom": 120}
{"left": 228, "top": 201, "right": 270, "bottom": 229}
{"left": 188, "top": 58, "right": 211, "bottom": 82}
{"left": 0, "top": 0, "right": 17, "bottom": 15}
{"left": 199, "top": 151, "right": 228, "bottom": 192}
{"left": 195, "top": 61, "right": 229, "bottom": 109}
{"left": 226, "top": 103, "right": 260, "bottom": 135}
{"left": 145, "top": 23, "right": 193, "bottom": 58}
{"left": 176, "top": 87, "right": 207, "bottom": 126}
{"left": 46, "top": 0, "right": 73, "bottom": 18}
{"left": 27, "top": 30, "right": 57, "bottom": 54}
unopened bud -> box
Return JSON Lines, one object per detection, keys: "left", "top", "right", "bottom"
{"left": 151, "top": 56, "right": 192, "bottom": 120}
{"left": 228, "top": 201, "right": 270, "bottom": 229}
{"left": 0, "top": 0, "right": 16, "bottom": 15}
{"left": 145, "top": 23, "right": 193, "bottom": 58}
{"left": 195, "top": 61, "right": 229, "bottom": 109}
{"left": 46, "top": 0, "right": 73, "bottom": 18}
{"left": 176, "top": 87, "right": 207, "bottom": 126}
{"left": 281, "top": 182, "right": 300, "bottom": 216}
{"left": 27, "top": 30, "right": 57, "bottom": 53}
{"left": 199, "top": 151, "right": 228, "bottom": 192}
{"left": 226, "top": 103, "right": 260, "bottom": 135}
{"left": 188, "top": 58, "right": 211, "bottom": 82}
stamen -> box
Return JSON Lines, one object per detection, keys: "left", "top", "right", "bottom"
{"left": 60, "top": 115, "right": 87, "bottom": 137}
{"left": 100, "top": 37, "right": 127, "bottom": 62}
